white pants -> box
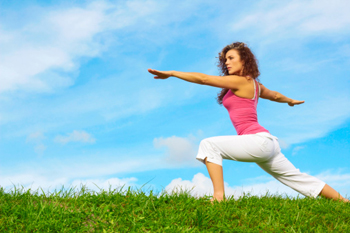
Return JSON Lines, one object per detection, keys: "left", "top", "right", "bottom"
{"left": 196, "top": 132, "right": 326, "bottom": 198}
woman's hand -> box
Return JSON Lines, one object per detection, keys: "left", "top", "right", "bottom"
{"left": 148, "top": 69, "right": 173, "bottom": 79}
{"left": 288, "top": 100, "right": 305, "bottom": 107}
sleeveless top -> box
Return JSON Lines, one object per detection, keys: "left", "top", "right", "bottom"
{"left": 222, "top": 79, "right": 269, "bottom": 135}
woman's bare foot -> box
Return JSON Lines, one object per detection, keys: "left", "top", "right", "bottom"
{"left": 319, "top": 184, "right": 350, "bottom": 203}
{"left": 210, "top": 195, "right": 224, "bottom": 203}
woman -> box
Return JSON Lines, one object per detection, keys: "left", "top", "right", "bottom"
{"left": 147, "top": 42, "right": 349, "bottom": 203}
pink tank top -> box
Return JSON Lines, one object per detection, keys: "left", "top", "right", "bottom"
{"left": 222, "top": 79, "right": 269, "bottom": 135}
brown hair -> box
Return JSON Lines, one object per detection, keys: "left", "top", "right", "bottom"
{"left": 216, "top": 42, "right": 260, "bottom": 105}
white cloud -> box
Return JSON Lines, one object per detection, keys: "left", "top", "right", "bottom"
{"left": 0, "top": 152, "right": 170, "bottom": 192}
{"left": 0, "top": 0, "right": 215, "bottom": 94}
{"left": 2, "top": 173, "right": 70, "bottom": 194}
{"left": 316, "top": 169, "right": 350, "bottom": 187}
{"left": 153, "top": 134, "right": 201, "bottom": 167}
{"left": 230, "top": 180, "right": 301, "bottom": 199}
{"left": 70, "top": 177, "right": 138, "bottom": 193}
{"left": 165, "top": 170, "right": 350, "bottom": 199}
{"left": 165, "top": 173, "right": 213, "bottom": 196}
{"left": 0, "top": 153, "right": 166, "bottom": 194}
{"left": 165, "top": 172, "right": 299, "bottom": 199}
{"left": 1, "top": 172, "right": 138, "bottom": 195}
{"left": 0, "top": 1, "right": 161, "bottom": 93}
{"left": 54, "top": 130, "right": 96, "bottom": 145}
{"left": 232, "top": 0, "right": 350, "bottom": 37}
{"left": 0, "top": 0, "right": 220, "bottom": 133}
{"left": 0, "top": 3, "right": 107, "bottom": 93}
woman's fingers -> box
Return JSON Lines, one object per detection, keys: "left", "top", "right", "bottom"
{"left": 148, "top": 68, "right": 170, "bottom": 79}
{"left": 288, "top": 100, "right": 305, "bottom": 107}
{"left": 148, "top": 69, "right": 162, "bottom": 75}
{"left": 148, "top": 68, "right": 158, "bottom": 74}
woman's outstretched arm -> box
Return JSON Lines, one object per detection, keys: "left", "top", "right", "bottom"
{"left": 259, "top": 83, "right": 305, "bottom": 107}
{"left": 147, "top": 69, "right": 244, "bottom": 90}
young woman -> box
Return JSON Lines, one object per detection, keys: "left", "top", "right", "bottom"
{"left": 147, "top": 42, "right": 349, "bottom": 203}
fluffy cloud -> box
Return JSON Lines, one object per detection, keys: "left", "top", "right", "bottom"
{"left": 0, "top": 152, "right": 168, "bottom": 194}
{"left": 165, "top": 170, "right": 350, "bottom": 199}
{"left": 0, "top": 2, "right": 106, "bottom": 93}
{"left": 0, "top": 1, "right": 162, "bottom": 93}
{"left": 232, "top": 0, "right": 350, "bottom": 37}
{"left": 1, "top": 172, "right": 138, "bottom": 195}
{"left": 165, "top": 173, "right": 214, "bottom": 196}
{"left": 70, "top": 177, "right": 138, "bottom": 193}
{"left": 54, "top": 130, "right": 96, "bottom": 145}
{"left": 0, "top": 0, "right": 214, "bottom": 94}
{"left": 316, "top": 170, "right": 350, "bottom": 190}
{"left": 164, "top": 173, "right": 296, "bottom": 199}
{"left": 153, "top": 134, "right": 201, "bottom": 167}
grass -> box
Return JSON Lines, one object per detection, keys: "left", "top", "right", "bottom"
{"left": 0, "top": 185, "right": 349, "bottom": 232}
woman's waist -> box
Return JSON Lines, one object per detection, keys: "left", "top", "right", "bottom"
{"left": 255, "top": 132, "right": 278, "bottom": 140}
{"left": 235, "top": 123, "right": 270, "bottom": 135}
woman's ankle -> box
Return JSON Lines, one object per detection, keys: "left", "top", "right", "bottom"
{"left": 212, "top": 193, "right": 225, "bottom": 201}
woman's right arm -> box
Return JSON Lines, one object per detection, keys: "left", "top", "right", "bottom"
{"left": 259, "top": 83, "right": 305, "bottom": 107}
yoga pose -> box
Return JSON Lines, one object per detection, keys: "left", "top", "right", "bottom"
{"left": 148, "top": 42, "right": 349, "bottom": 203}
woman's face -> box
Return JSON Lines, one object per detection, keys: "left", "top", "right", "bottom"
{"left": 225, "top": 49, "right": 244, "bottom": 75}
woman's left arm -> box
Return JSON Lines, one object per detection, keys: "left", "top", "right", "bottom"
{"left": 148, "top": 69, "right": 242, "bottom": 90}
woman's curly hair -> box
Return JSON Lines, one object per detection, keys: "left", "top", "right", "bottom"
{"left": 216, "top": 42, "right": 260, "bottom": 105}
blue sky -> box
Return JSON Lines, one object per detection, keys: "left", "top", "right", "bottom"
{"left": 1, "top": 0, "right": 349, "bottom": 198}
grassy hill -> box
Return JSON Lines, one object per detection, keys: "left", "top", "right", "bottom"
{"left": 1, "top": 185, "right": 349, "bottom": 232}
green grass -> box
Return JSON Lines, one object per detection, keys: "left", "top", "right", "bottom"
{"left": 1, "top": 185, "right": 349, "bottom": 232}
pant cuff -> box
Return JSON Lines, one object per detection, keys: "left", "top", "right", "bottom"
{"left": 311, "top": 181, "right": 326, "bottom": 198}
{"left": 196, "top": 154, "right": 222, "bottom": 166}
